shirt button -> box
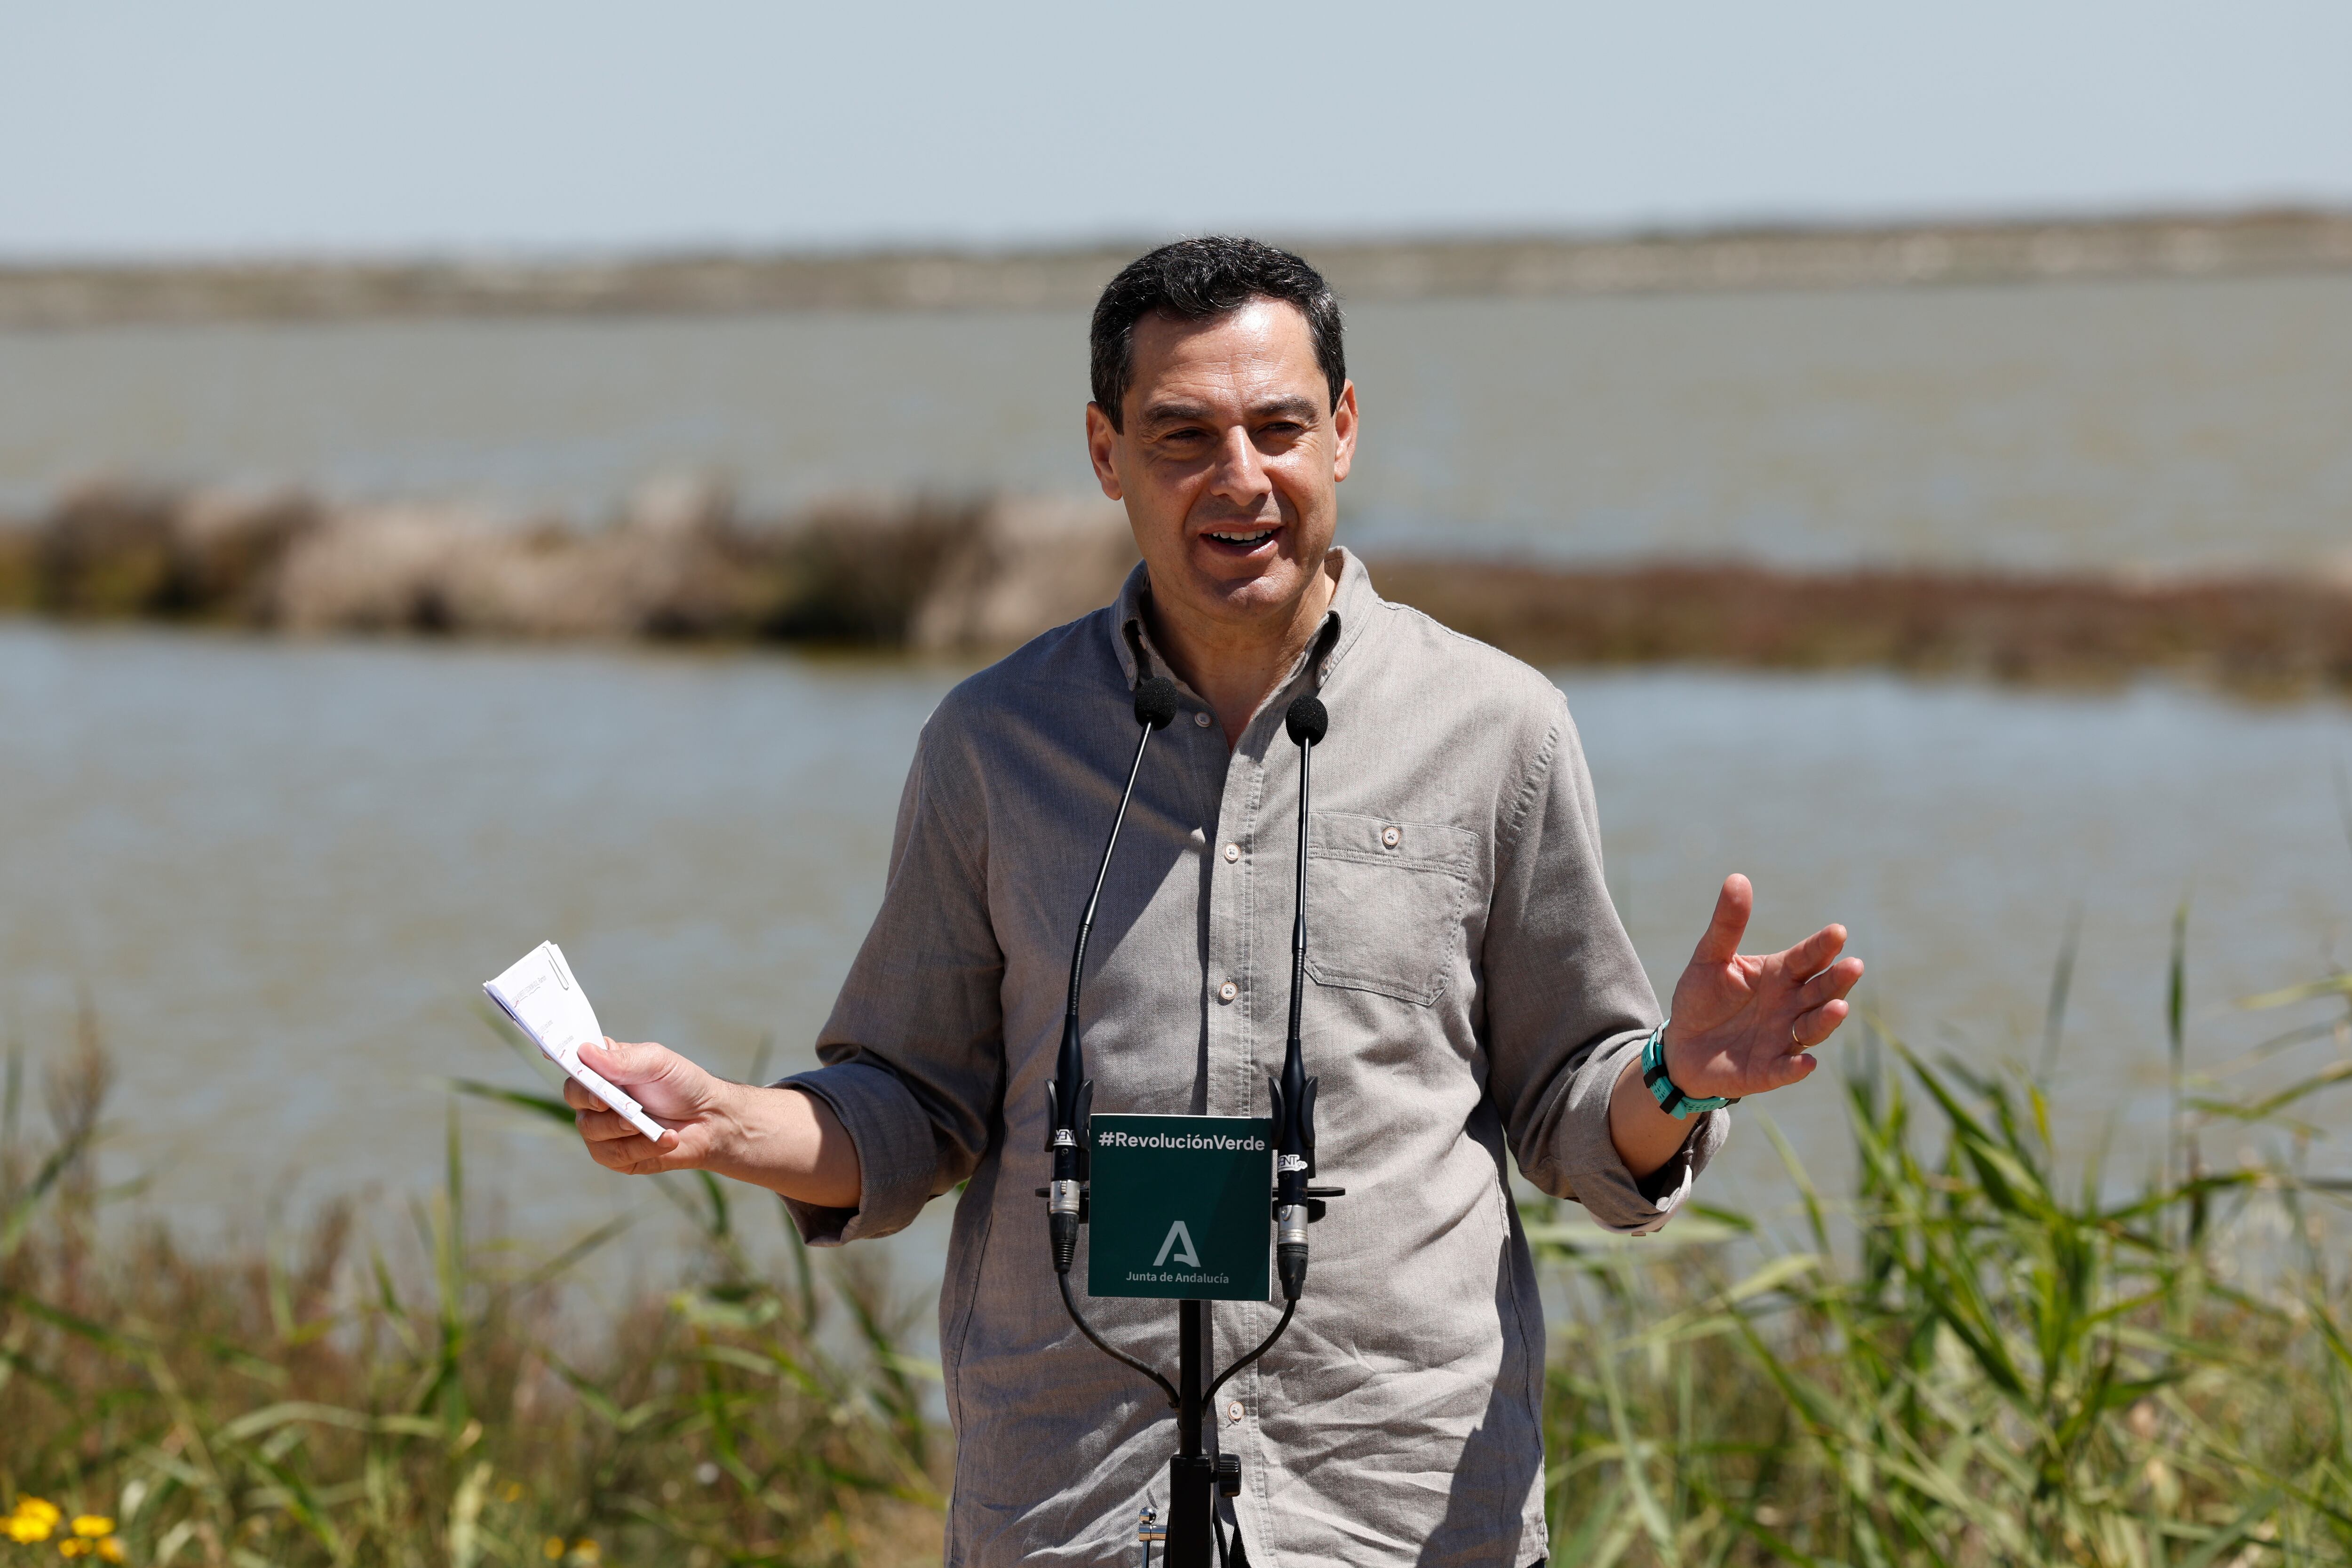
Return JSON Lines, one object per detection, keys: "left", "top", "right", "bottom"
{"left": 1382, "top": 825, "right": 1402, "bottom": 849}
{"left": 1225, "top": 1400, "right": 1244, "bottom": 1423}
{"left": 1193, "top": 711, "right": 1213, "bottom": 728}
{"left": 1222, "top": 843, "right": 1241, "bottom": 863}
{"left": 1217, "top": 979, "right": 1239, "bottom": 1003}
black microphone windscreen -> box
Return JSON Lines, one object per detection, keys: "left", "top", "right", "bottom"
{"left": 1133, "top": 677, "right": 1180, "bottom": 731}
{"left": 1285, "top": 694, "right": 1328, "bottom": 747}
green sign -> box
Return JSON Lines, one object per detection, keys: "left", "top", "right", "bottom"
{"left": 1086, "top": 1114, "right": 1273, "bottom": 1302}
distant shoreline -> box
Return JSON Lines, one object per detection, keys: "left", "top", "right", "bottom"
{"left": 4, "top": 208, "right": 2350, "bottom": 329}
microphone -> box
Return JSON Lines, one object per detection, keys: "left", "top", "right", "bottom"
{"left": 1270, "top": 693, "right": 1328, "bottom": 1302}
{"left": 1046, "top": 675, "right": 1180, "bottom": 1275}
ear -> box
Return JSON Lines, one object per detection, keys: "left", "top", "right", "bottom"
{"left": 1330, "top": 381, "right": 1359, "bottom": 484}
{"left": 1084, "top": 402, "right": 1125, "bottom": 501}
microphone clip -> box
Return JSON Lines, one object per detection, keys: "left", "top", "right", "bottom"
{"left": 1042, "top": 1078, "right": 1095, "bottom": 1224}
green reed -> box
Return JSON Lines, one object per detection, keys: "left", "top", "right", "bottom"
{"left": 8, "top": 947, "right": 2352, "bottom": 1568}
{"left": 1532, "top": 966, "right": 2352, "bottom": 1568}
{"left": 0, "top": 1030, "right": 944, "bottom": 1568}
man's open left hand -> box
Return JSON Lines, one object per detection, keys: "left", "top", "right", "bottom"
{"left": 1661, "top": 873, "right": 1863, "bottom": 1102}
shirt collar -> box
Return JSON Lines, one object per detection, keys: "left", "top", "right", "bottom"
{"left": 1112, "top": 547, "right": 1375, "bottom": 694}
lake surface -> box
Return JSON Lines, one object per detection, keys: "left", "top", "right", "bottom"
{"left": 6, "top": 273, "right": 2352, "bottom": 1293}
{"left": 5, "top": 622, "right": 2349, "bottom": 1278}
{"left": 4, "top": 272, "right": 2350, "bottom": 571}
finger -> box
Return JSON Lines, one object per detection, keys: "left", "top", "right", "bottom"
{"left": 581, "top": 1038, "right": 693, "bottom": 1098}
{"left": 1780, "top": 923, "right": 1850, "bottom": 980}
{"left": 573, "top": 1105, "right": 643, "bottom": 1143}
{"left": 1763, "top": 1051, "right": 1820, "bottom": 1090}
{"left": 1794, "top": 956, "right": 1865, "bottom": 1010}
{"left": 1790, "top": 997, "right": 1851, "bottom": 1050}
{"left": 579, "top": 1114, "right": 682, "bottom": 1166}
{"left": 580, "top": 1122, "right": 676, "bottom": 1171}
{"left": 579, "top": 1037, "right": 639, "bottom": 1082}
{"left": 1689, "top": 874, "right": 1753, "bottom": 966}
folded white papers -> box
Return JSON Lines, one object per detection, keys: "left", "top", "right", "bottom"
{"left": 483, "top": 941, "right": 668, "bottom": 1143}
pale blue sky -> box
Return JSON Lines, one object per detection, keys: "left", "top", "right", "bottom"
{"left": 4, "top": 0, "right": 2349, "bottom": 259}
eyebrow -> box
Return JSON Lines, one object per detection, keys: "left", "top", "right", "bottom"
{"left": 1138, "top": 394, "right": 1323, "bottom": 430}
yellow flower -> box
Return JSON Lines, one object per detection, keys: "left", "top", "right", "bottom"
{"left": 9, "top": 1500, "right": 64, "bottom": 1543}
{"left": 70, "top": 1522, "right": 112, "bottom": 1541}
{"left": 500, "top": 1482, "right": 524, "bottom": 1504}
{"left": 569, "top": 1543, "right": 599, "bottom": 1566}
{"left": 95, "top": 1542, "right": 124, "bottom": 1565}
{"left": 57, "top": 1541, "right": 88, "bottom": 1560}
{"left": 542, "top": 1538, "right": 565, "bottom": 1561}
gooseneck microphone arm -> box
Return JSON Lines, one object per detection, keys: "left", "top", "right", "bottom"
{"left": 1047, "top": 676, "right": 1180, "bottom": 1278}
{"left": 1269, "top": 693, "right": 1329, "bottom": 1303}
{"left": 1202, "top": 697, "right": 1333, "bottom": 1403}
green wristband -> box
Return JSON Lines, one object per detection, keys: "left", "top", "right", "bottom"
{"left": 1640, "top": 1022, "right": 1738, "bottom": 1119}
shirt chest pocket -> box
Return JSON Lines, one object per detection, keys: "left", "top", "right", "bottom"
{"left": 1302, "top": 811, "right": 1478, "bottom": 1007}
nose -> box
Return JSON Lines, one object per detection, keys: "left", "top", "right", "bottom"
{"left": 1206, "top": 424, "right": 1272, "bottom": 509}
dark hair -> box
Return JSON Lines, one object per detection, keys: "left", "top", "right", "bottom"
{"left": 1089, "top": 236, "right": 1345, "bottom": 431}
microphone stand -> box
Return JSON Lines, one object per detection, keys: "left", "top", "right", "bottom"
{"left": 1045, "top": 685, "right": 1343, "bottom": 1568}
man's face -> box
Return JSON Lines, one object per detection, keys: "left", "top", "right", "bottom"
{"left": 1086, "top": 299, "right": 1357, "bottom": 632}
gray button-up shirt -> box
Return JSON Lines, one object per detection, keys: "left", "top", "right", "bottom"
{"left": 785, "top": 551, "right": 1724, "bottom": 1568}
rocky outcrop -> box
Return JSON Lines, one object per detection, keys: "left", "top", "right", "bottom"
{"left": 0, "top": 478, "right": 1136, "bottom": 652}
{"left": 9, "top": 480, "right": 2352, "bottom": 693}
{"left": 908, "top": 494, "right": 1142, "bottom": 653}
{"left": 270, "top": 478, "right": 763, "bottom": 637}
{"left": 20, "top": 480, "right": 323, "bottom": 619}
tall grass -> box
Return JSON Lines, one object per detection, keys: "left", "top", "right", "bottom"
{"left": 7, "top": 951, "right": 2351, "bottom": 1568}
{"left": 0, "top": 1024, "right": 943, "bottom": 1568}
{"left": 1534, "top": 968, "right": 2352, "bottom": 1566}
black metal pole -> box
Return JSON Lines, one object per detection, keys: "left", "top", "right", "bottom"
{"left": 1165, "top": 1301, "right": 1213, "bottom": 1566}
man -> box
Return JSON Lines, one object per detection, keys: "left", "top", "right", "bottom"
{"left": 566, "top": 238, "right": 1863, "bottom": 1567}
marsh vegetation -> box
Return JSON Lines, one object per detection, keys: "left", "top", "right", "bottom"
{"left": 7, "top": 940, "right": 2352, "bottom": 1567}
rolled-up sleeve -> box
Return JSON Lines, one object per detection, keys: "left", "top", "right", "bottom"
{"left": 778, "top": 710, "right": 1004, "bottom": 1245}
{"left": 1480, "top": 690, "right": 1726, "bottom": 1235}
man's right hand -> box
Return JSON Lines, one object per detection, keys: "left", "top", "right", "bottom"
{"left": 568, "top": 1039, "right": 862, "bottom": 1207}
{"left": 567, "top": 1038, "right": 725, "bottom": 1175}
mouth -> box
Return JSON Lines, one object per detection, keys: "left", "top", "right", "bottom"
{"left": 1199, "top": 524, "right": 1279, "bottom": 556}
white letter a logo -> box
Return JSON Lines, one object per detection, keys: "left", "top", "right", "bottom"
{"left": 1152, "top": 1219, "right": 1201, "bottom": 1269}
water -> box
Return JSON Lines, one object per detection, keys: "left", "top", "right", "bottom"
{"left": 4, "top": 622, "right": 2349, "bottom": 1273}
{"left": 4, "top": 273, "right": 2350, "bottom": 571}
{"left": 6, "top": 272, "right": 2352, "bottom": 1285}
